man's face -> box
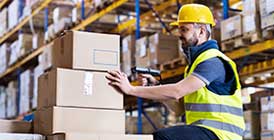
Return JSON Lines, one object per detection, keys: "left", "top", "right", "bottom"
{"left": 178, "top": 23, "right": 199, "bottom": 48}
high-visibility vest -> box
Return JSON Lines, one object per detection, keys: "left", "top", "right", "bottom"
{"left": 184, "top": 49, "right": 245, "bottom": 140}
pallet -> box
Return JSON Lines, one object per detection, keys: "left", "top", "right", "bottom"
{"left": 158, "top": 57, "right": 186, "bottom": 71}
{"left": 221, "top": 36, "right": 250, "bottom": 52}
{"left": 262, "top": 25, "right": 274, "bottom": 40}
{"left": 242, "top": 31, "right": 262, "bottom": 44}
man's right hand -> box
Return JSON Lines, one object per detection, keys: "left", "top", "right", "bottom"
{"left": 137, "top": 74, "right": 159, "bottom": 86}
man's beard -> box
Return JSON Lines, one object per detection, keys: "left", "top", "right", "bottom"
{"left": 180, "top": 33, "right": 199, "bottom": 48}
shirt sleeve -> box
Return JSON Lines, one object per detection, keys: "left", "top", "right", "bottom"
{"left": 191, "top": 57, "right": 226, "bottom": 85}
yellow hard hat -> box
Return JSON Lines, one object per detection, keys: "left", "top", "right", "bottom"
{"left": 170, "top": 4, "right": 216, "bottom": 27}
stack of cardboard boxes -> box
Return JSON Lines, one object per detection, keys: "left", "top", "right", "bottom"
{"left": 34, "top": 31, "right": 152, "bottom": 140}
{"left": 221, "top": 15, "right": 243, "bottom": 41}
{"left": 8, "top": 0, "right": 20, "bottom": 30}
{"left": 0, "top": 87, "right": 6, "bottom": 118}
{"left": 260, "top": 96, "right": 274, "bottom": 140}
{"left": 242, "top": 0, "right": 262, "bottom": 42}
{"left": 260, "top": 0, "right": 274, "bottom": 29}
{"left": 0, "top": 43, "right": 8, "bottom": 74}
{"left": 6, "top": 81, "right": 18, "bottom": 118}
{"left": 134, "top": 33, "right": 179, "bottom": 69}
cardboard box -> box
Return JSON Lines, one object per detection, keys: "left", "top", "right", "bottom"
{"left": 53, "top": 7, "right": 71, "bottom": 25}
{"left": 149, "top": 33, "right": 179, "bottom": 68}
{"left": 32, "top": 33, "right": 44, "bottom": 49}
{"left": 18, "top": 33, "right": 33, "bottom": 56}
{"left": 0, "top": 119, "right": 32, "bottom": 133}
{"left": 19, "top": 70, "right": 32, "bottom": 115}
{"left": 261, "top": 112, "right": 274, "bottom": 131}
{"left": 261, "top": 131, "right": 274, "bottom": 140}
{"left": 0, "top": 133, "right": 43, "bottom": 140}
{"left": 54, "top": 17, "right": 71, "bottom": 33}
{"left": 0, "top": 8, "right": 8, "bottom": 36}
{"left": 37, "top": 68, "right": 123, "bottom": 109}
{"left": 34, "top": 106, "right": 125, "bottom": 135}
{"left": 221, "top": 15, "right": 243, "bottom": 41}
{"left": 51, "top": 31, "right": 120, "bottom": 71}
{"left": 0, "top": 87, "right": 6, "bottom": 118}
{"left": 260, "top": 0, "right": 274, "bottom": 17}
{"left": 244, "top": 110, "right": 260, "bottom": 139}
{"left": 8, "top": 40, "right": 20, "bottom": 66}
{"left": 121, "top": 35, "right": 135, "bottom": 76}
{"left": 243, "top": 13, "right": 261, "bottom": 34}
{"left": 0, "top": 43, "right": 8, "bottom": 73}
{"left": 243, "top": 0, "right": 259, "bottom": 14}
{"left": 261, "top": 12, "right": 274, "bottom": 29}
{"left": 40, "top": 42, "right": 53, "bottom": 71}
{"left": 261, "top": 96, "right": 274, "bottom": 112}
{"left": 8, "top": 0, "right": 19, "bottom": 29}
{"left": 47, "top": 133, "right": 153, "bottom": 140}
{"left": 6, "top": 81, "right": 18, "bottom": 118}
{"left": 135, "top": 37, "right": 150, "bottom": 67}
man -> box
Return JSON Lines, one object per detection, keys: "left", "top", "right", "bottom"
{"left": 106, "top": 4, "right": 245, "bottom": 140}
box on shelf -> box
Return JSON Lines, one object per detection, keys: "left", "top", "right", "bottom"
{"left": 243, "top": 0, "right": 259, "bottom": 15}
{"left": 261, "top": 131, "right": 274, "bottom": 140}
{"left": 40, "top": 42, "right": 53, "bottom": 71}
{"left": 261, "top": 12, "right": 274, "bottom": 29}
{"left": 38, "top": 68, "right": 123, "bottom": 109}
{"left": 54, "top": 17, "right": 72, "bottom": 34}
{"left": 243, "top": 13, "right": 261, "bottom": 34}
{"left": 32, "top": 33, "right": 44, "bottom": 49}
{"left": 0, "top": 133, "right": 43, "bottom": 140}
{"left": 260, "top": 0, "right": 274, "bottom": 17}
{"left": 18, "top": 33, "right": 33, "bottom": 56}
{"left": 244, "top": 110, "right": 260, "bottom": 139}
{"left": 0, "top": 87, "right": 6, "bottom": 119}
{"left": 261, "top": 112, "right": 274, "bottom": 131}
{"left": 45, "top": 24, "right": 55, "bottom": 41}
{"left": 51, "top": 31, "right": 120, "bottom": 71}
{"left": 34, "top": 106, "right": 125, "bottom": 135}
{"left": 261, "top": 96, "right": 274, "bottom": 112}
{"left": 149, "top": 33, "right": 179, "bottom": 68}
{"left": 0, "top": 43, "right": 8, "bottom": 73}
{"left": 121, "top": 35, "right": 135, "bottom": 76}
{"left": 135, "top": 36, "right": 150, "bottom": 68}
{"left": 8, "top": 40, "right": 20, "bottom": 66}
{"left": 8, "top": 0, "right": 19, "bottom": 29}
{"left": 0, "top": 8, "right": 8, "bottom": 36}
{"left": 19, "top": 70, "right": 33, "bottom": 115}
{"left": 53, "top": 7, "right": 71, "bottom": 25}
{"left": 32, "top": 64, "right": 43, "bottom": 109}
{"left": 6, "top": 81, "right": 18, "bottom": 118}
{"left": 0, "top": 119, "right": 32, "bottom": 133}
{"left": 221, "top": 15, "right": 243, "bottom": 41}
{"left": 47, "top": 133, "right": 153, "bottom": 140}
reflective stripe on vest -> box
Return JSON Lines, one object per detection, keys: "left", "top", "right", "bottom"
{"left": 191, "top": 120, "right": 244, "bottom": 136}
{"left": 185, "top": 103, "right": 243, "bottom": 117}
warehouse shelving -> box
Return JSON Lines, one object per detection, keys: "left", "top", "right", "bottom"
{"left": 0, "top": 0, "right": 52, "bottom": 44}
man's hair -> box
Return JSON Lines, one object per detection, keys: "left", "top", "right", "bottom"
{"left": 193, "top": 23, "right": 212, "bottom": 40}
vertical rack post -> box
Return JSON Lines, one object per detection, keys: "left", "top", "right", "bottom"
{"left": 135, "top": 0, "right": 143, "bottom": 134}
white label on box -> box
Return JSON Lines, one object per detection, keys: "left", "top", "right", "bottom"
{"left": 226, "top": 22, "right": 235, "bottom": 32}
{"left": 83, "top": 72, "right": 93, "bottom": 96}
{"left": 53, "top": 8, "right": 60, "bottom": 24}
{"left": 94, "top": 49, "right": 118, "bottom": 66}
{"left": 140, "top": 43, "right": 146, "bottom": 57}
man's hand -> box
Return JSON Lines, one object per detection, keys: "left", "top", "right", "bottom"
{"left": 137, "top": 74, "right": 159, "bottom": 86}
{"left": 105, "top": 70, "right": 134, "bottom": 95}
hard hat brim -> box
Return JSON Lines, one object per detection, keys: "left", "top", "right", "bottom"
{"left": 170, "top": 22, "right": 179, "bottom": 26}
